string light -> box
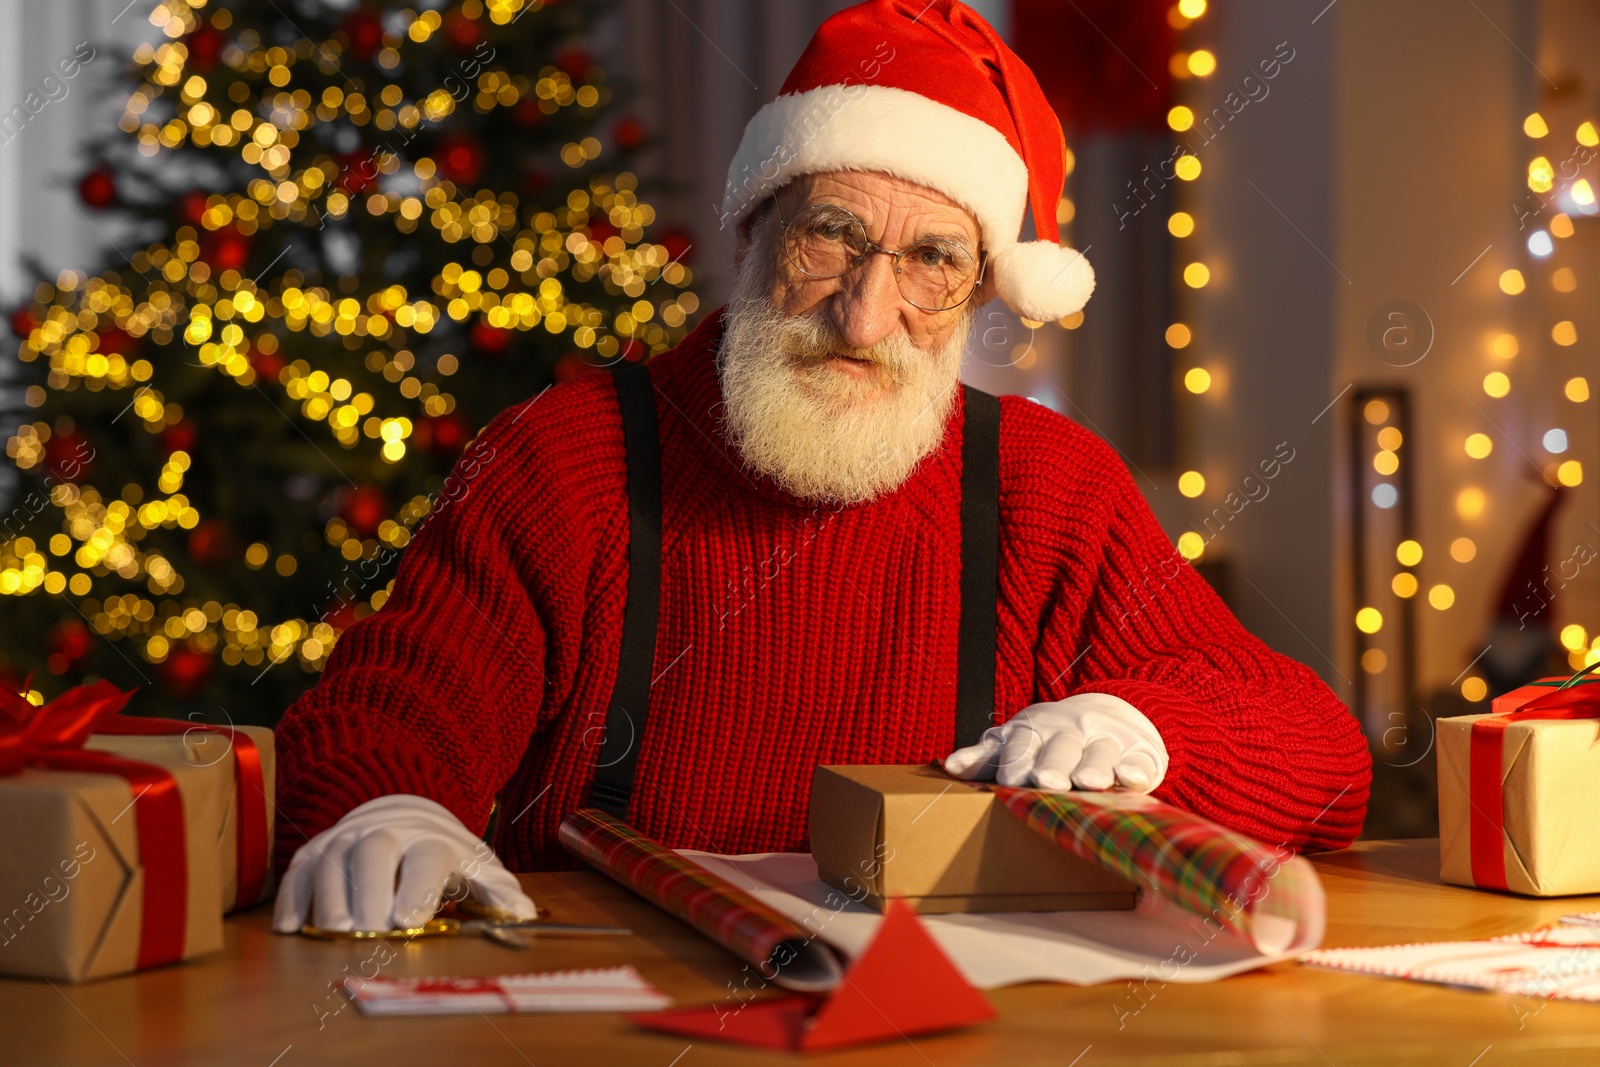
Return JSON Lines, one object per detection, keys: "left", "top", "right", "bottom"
{"left": 1519, "top": 112, "right": 1597, "bottom": 668}
{"left": 1171, "top": 4, "right": 1211, "bottom": 560}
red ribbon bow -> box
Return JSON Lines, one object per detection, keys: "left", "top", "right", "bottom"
{"left": 1469, "top": 664, "right": 1600, "bottom": 891}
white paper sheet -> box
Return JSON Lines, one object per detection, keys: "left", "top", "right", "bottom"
{"left": 1302, "top": 925, "right": 1600, "bottom": 1001}
{"left": 679, "top": 850, "right": 1301, "bottom": 989}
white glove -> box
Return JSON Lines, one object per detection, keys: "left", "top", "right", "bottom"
{"left": 271, "top": 794, "right": 537, "bottom": 934}
{"left": 942, "top": 693, "right": 1169, "bottom": 792}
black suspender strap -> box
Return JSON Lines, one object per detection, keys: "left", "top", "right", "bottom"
{"left": 587, "top": 370, "right": 1001, "bottom": 819}
{"left": 589, "top": 363, "right": 663, "bottom": 820}
{"left": 955, "top": 384, "right": 1001, "bottom": 750}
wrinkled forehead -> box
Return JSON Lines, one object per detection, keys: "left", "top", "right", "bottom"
{"left": 775, "top": 170, "right": 982, "bottom": 248}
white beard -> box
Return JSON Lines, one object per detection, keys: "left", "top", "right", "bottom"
{"left": 716, "top": 228, "right": 975, "bottom": 506}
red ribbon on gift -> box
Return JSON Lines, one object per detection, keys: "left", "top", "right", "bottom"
{"left": 93, "top": 716, "right": 268, "bottom": 911}
{"left": 0, "top": 680, "right": 189, "bottom": 969}
{"left": 1469, "top": 664, "right": 1600, "bottom": 890}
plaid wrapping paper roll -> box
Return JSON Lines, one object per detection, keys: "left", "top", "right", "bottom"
{"left": 989, "top": 786, "right": 1325, "bottom": 955}
{"left": 558, "top": 808, "right": 844, "bottom": 991}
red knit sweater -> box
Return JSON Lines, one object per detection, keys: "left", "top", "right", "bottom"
{"left": 274, "top": 308, "right": 1370, "bottom": 874}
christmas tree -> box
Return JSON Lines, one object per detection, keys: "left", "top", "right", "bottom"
{"left": 2, "top": 0, "right": 699, "bottom": 719}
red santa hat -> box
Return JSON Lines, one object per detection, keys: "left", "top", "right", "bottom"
{"left": 720, "top": 0, "right": 1094, "bottom": 322}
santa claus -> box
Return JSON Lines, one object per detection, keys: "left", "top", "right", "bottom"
{"left": 273, "top": 0, "right": 1370, "bottom": 934}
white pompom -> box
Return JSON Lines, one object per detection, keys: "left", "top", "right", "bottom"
{"left": 990, "top": 240, "right": 1096, "bottom": 322}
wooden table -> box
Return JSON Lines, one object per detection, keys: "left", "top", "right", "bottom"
{"left": 9, "top": 840, "right": 1600, "bottom": 1066}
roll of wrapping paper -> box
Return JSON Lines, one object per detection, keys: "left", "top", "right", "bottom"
{"left": 558, "top": 808, "right": 845, "bottom": 991}
{"left": 988, "top": 786, "right": 1326, "bottom": 955}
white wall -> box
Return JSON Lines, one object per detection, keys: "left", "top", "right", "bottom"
{"left": 1332, "top": 0, "right": 1592, "bottom": 699}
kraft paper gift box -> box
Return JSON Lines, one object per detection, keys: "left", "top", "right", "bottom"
{"left": 0, "top": 681, "right": 252, "bottom": 980}
{"left": 1438, "top": 674, "right": 1600, "bottom": 897}
{"left": 0, "top": 746, "right": 228, "bottom": 981}
{"left": 84, "top": 722, "right": 277, "bottom": 913}
{"left": 809, "top": 764, "right": 1138, "bottom": 914}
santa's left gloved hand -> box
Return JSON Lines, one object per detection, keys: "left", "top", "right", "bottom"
{"left": 941, "top": 693, "right": 1169, "bottom": 792}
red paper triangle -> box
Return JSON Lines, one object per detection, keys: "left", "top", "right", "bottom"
{"left": 801, "top": 898, "right": 995, "bottom": 1051}
{"left": 632, "top": 899, "right": 994, "bottom": 1052}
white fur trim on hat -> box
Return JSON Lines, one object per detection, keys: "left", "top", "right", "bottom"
{"left": 721, "top": 84, "right": 1028, "bottom": 250}
{"left": 991, "top": 239, "right": 1096, "bottom": 322}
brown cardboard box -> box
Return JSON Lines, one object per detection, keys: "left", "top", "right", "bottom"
{"left": 0, "top": 753, "right": 227, "bottom": 981}
{"left": 1438, "top": 708, "right": 1600, "bottom": 897}
{"left": 809, "top": 764, "right": 1138, "bottom": 914}
{"left": 85, "top": 724, "right": 277, "bottom": 912}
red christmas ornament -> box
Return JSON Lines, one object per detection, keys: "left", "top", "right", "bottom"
{"left": 588, "top": 217, "right": 618, "bottom": 244}
{"left": 95, "top": 325, "right": 137, "bottom": 357}
{"left": 159, "top": 645, "right": 214, "bottom": 700}
{"left": 8, "top": 308, "right": 37, "bottom": 340}
{"left": 201, "top": 229, "right": 253, "bottom": 273}
{"left": 46, "top": 620, "right": 93, "bottom": 669}
{"left": 556, "top": 46, "right": 592, "bottom": 81}
{"left": 186, "top": 25, "right": 223, "bottom": 72}
{"left": 554, "top": 352, "right": 599, "bottom": 383}
{"left": 336, "top": 149, "right": 378, "bottom": 194}
{"left": 443, "top": 8, "right": 480, "bottom": 50}
{"left": 614, "top": 118, "right": 645, "bottom": 149}
{"left": 187, "top": 519, "right": 234, "bottom": 566}
{"left": 341, "top": 484, "right": 389, "bottom": 540}
{"left": 179, "top": 188, "right": 210, "bottom": 226}
{"left": 161, "top": 419, "right": 199, "bottom": 456}
{"left": 342, "top": 9, "right": 385, "bottom": 62}
{"left": 43, "top": 430, "right": 92, "bottom": 481}
{"left": 470, "top": 319, "right": 513, "bottom": 355}
{"left": 658, "top": 226, "right": 694, "bottom": 265}
{"left": 435, "top": 133, "right": 486, "bottom": 187}
{"left": 419, "top": 412, "right": 471, "bottom": 456}
{"left": 514, "top": 98, "right": 546, "bottom": 129}
{"left": 249, "top": 348, "right": 285, "bottom": 380}
{"left": 79, "top": 168, "right": 117, "bottom": 209}
{"left": 321, "top": 598, "right": 360, "bottom": 632}
{"left": 618, "top": 338, "right": 645, "bottom": 363}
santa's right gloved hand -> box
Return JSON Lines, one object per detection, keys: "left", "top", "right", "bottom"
{"left": 271, "top": 794, "right": 537, "bottom": 934}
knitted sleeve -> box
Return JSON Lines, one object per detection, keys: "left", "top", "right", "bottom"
{"left": 272, "top": 398, "right": 554, "bottom": 877}
{"left": 1031, "top": 433, "right": 1371, "bottom": 853}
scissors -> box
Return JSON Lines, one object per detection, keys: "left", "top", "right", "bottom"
{"left": 300, "top": 898, "right": 631, "bottom": 948}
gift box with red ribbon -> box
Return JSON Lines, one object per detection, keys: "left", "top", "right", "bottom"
{"left": 1439, "top": 665, "right": 1600, "bottom": 897}
{"left": 85, "top": 719, "right": 276, "bottom": 914}
{"left": 0, "top": 681, "right": 271, "bottom": 980}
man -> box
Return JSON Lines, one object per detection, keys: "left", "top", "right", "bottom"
{"left": 272, "top": 0, "right": 1370, "bottom": 935}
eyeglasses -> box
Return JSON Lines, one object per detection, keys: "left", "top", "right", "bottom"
{"left": 774, "top": 201, "right": 985, "bottom": 313}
